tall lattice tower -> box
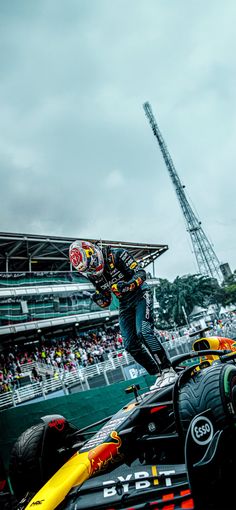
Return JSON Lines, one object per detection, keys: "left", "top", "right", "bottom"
{"left": 143, "top": 101, "right": 223, "bottom": 281}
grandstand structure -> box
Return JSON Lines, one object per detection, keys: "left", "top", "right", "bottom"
{"left": 0, "top": 232, "right": 168, "bottom": 349}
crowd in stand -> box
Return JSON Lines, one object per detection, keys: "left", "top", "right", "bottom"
{"left": 0, "top": 327, "right": 123, "bottom": 393}
{"left": 1, "top": 314, "right": 235, "bottom": 394}
{"left": 0, "top": 354, "right": 23, "bottom": 393}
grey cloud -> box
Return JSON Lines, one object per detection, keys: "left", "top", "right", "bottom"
{"left": 0, "top": 0, "right": 235, "bottom": 280}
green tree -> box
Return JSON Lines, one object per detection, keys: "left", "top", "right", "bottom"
{"left": 221, "top": 283, "right": 236, "bottom": 306}
{"left": 155, "top": 274, "right": 222, "bottom": 327}
{"left": 155, "top": 278, "right": 174, "bottom": 328}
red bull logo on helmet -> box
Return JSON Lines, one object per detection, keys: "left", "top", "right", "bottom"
{"left": 69, "top": 241, "right": 88, "bottom": 272}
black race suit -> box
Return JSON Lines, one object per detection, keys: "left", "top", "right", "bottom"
{"left": 87, "top": 247, "right": 171, "bottom": 375}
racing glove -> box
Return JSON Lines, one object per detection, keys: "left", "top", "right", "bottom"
{"left": 111, "top": 277, "right": 144, "bottom": 297}
{"left": 92, "top": 290, "right": 111, "bottom": 308}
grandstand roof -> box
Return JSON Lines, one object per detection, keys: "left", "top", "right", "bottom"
{"left": 0, "top": 232, "right": 168, "bottom": 272}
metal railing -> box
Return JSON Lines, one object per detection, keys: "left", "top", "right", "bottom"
{"left": 0, "top": 351, "right": 132, "bottom": 410}
{"left": 1, "top": 324, "right": 235, "bottom": 411}
{"left": 0, "top": 339, "right": 192, "bottom": 411}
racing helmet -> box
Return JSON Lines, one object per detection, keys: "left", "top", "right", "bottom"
{"left": 69, "top": 240, "right": 104, "bottom": 276}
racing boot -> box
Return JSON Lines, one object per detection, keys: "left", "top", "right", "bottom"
{"left": 150, "top": 367, "right": 177, "bottom": 391}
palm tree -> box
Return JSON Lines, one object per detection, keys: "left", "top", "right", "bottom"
{"left": 155, "top": 274, "right": 221, "bottom": 327}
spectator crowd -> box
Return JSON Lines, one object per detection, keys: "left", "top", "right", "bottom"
{"left": 1, "top": 313, "right": 235, "bottom": 395}
{"left": 0, "top": 326, "right": 123, "bottom": 393}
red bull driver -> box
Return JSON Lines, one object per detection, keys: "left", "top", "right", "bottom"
{"left": 69, "top": 240, "right": 177, "bottom": 389}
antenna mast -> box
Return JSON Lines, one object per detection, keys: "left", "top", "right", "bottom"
{"left": 143, "top": 101, "right": 222, "bottom": 281}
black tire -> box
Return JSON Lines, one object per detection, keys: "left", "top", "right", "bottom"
{"left": 9, "top": 423, "right": 44, "bottom": 497}
{"left": 177, "top": 363, "right": 236, "bottom": 435}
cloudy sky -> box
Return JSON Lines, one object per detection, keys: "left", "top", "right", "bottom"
{"left": 0, "top": 1, "right": 235, "bottom": 281}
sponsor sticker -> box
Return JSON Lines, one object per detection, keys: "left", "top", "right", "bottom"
{"left": 190, "top": 415, "right": 214, "bottom": 446}
{"left": 103, "top": 467, "right": 176, "bottom": 497}
{"left": 48, "top": 418, "right": 65, "bottom": 431}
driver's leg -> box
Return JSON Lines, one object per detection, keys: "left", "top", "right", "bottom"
{"left": 135, "top": 289, "right": 177, "bottom": 388}
{"left": 119, "top": 305, "right": 159, "bottom": 375}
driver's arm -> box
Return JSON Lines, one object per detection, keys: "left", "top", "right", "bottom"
{"left": 114, "top": 249, "right": 147, "bottom": 293}
{"left": 92, "top": 289, "right": 112, "bottom": 308}
{"left": 86, "top": 274, "right": 112, "bottom": 309}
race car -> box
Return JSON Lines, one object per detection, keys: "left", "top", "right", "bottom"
{"left": 188, "top": 327, "right": 236, "bottom": 368}
{"left": 3, "top": 345, "right": 236, "bottom": 510}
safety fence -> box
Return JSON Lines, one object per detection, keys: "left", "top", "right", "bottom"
{"left": 0, "top": 339, "right": 192, "bottom": 410}
{"left": 1, "top": 324, "right": 235, "bottom": 411}
{"left": 0, "top": 353, "right": 131, "bottom": 410}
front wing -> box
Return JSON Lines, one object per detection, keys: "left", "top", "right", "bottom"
{"left": 64, "top": 460, "right": 193, "bottom": 510}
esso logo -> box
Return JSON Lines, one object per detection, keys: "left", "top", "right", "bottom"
{"left": 191, "top": 416, "right": 214, "bottom": 445}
